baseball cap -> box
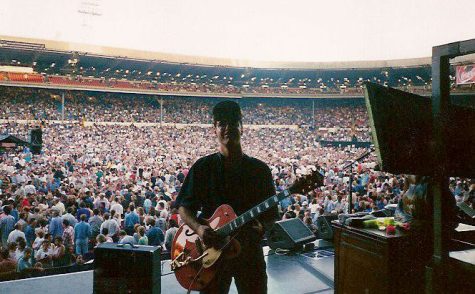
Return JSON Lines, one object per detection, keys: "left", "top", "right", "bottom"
{"left": 212, "top": 101, "right": 242, "bottom": 123}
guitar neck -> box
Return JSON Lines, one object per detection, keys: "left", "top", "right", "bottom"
{"left": 216, "top": 189, "right": 291, "bottom": 237}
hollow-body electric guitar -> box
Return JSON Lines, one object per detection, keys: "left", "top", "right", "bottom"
{"left": 171, "top": 168, "right": 324, "bottom": 291}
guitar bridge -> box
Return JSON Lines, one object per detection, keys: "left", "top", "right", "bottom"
{"left": 170, "top": 250, "right": 209, "bottom": 271}
{"left": 171, "top": 251, "right": 190, "bottom": 271}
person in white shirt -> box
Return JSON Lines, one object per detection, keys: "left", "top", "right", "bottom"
{"left": 35, "top": 239, "right": 54, "bottom": 268}
{"left": 33, "top": 231, "right": 45, "bottom": 251}
{"left": 155, "top": 201, "right": 168, "bottom": 217}
{"left": 52, "top": 198, "right": 65, "bottom": 215}
{"left": 24, "top": 181, "right": 37, "bottom": 195}
{"left": 7, "top": 223, "right": 26, "bottom": 244}
{"left": 15, "top": 237, "right": 27, "bottom": 261}
{"left": 118, "top": 230, "right": 137, "bottom": 245}
{"left": 143, "top": 196, "right": 152, "bottom": 214}
{"left": 100, "top": 213, "right": 120, "bottom": 239}
{"left": 110, "top": 197, "right": 124, "bottom": 220}
{"left": 94, "top": 193, "right": 110, "bottom": 211}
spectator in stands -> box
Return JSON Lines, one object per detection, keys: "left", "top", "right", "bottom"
{"left": 137, "top": 226, "right": 148, "bottom": 245}
{"left": 103, "top": 228, "right": 114, "bottom": 242}
{"left": 76, "top": 202, "right": 90, "bottom": 222}
{"left": 32, "top": 230, "right": 45, "bottom": 251}
{"left": 100, "top": 213, "right": 119, "bottom": 242}
{"left": 110, "top": 198, "right": 124, "bottom": 223}
{"left": 0, "top": 206, "right": 15, "bottom": 247}
{"left": 145, "top": 218, "right": 164, "bottom": 247}
{"left": 124, "top": 204, "right": 139, "bottom": 236}
{"left": 0, "top": 248, "right": 16, "bottom": 274}
{"left": 324, "top": 195, "right": 336, "bottom": 214}
{"left": 16, "top": 212, "right": 28, "bottom": 232}
{"left": 49, "top": 210, "right": 64, "bottom": 239}
{"left": 35, "top": 239, "right": 54, "bottom": 269}
{"left": 62, "top": 219, "right": 74, "bottom": 250}
{"left": 95, "top": 234, "right": 108, "bottom": 246}
{"left": 52, "top": 198, "right": 65, "bottom": 215}
{"left": 14, "top": 237, "right": 27, "bottom": 261}
{"left": 52, "top": 236, "right": 67, "bottom": 267}
{"left": 24, "top": 218, "right": 37, "bottom": 247}
{"left": 62, "top": 208, "right": 77, "bottom": 228}
{"left": 74, "top": 214, "right": 91, "bottom": 256}
{"left": 7, "top": 223, "right": 25, "bottom": 244}
{"left": 7, "top": 242, "right": 17, "bottom": 260}
{"left": 164, "top": 219, "right": 179, "bottom": 251}
{"left": 88, "top": 209, "right": 103, "bottom": 240}
{"left": 16, "top": 247, "right": 32, "bottom": 273}
{"left": 118, "top": 230, "right": 136, "bottom": 245}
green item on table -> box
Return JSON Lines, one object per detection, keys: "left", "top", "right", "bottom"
{"left": 364, "top": 217, "right": 395, "bottom": 229}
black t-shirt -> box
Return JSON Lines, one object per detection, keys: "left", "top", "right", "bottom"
{"left": 176, "top": 152, "right": 278, "bottom": 240}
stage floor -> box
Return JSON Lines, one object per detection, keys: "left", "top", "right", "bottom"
{"left": 0, "top": 245, "right": 334, "bottom": 294}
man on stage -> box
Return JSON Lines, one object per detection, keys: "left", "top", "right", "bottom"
{"left": 176, "top": 100, "right": 278, "bottom": 293}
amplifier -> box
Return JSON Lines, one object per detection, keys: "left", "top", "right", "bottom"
{"left": 268, "top": 218, "right": 317, "bottom": 250}
{"left": 94, "top": 243, "right": 161, "bottom": 294}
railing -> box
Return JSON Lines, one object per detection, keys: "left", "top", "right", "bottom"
{"left": 0, "top": 263, "right": 94, "bottom": 282}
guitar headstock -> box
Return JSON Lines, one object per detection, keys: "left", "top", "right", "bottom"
{"left": 289, "top": 167, "right": 325, "bottom": 195}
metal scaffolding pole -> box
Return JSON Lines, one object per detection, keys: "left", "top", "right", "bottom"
{"left": 312, "top": 99, "right": 315, "bottom": 128}
{"left": 61, "top": 92, "right": 65, "bottom": 122}
{"left": 160, "top": 97, "right": 163, "bottom": 126}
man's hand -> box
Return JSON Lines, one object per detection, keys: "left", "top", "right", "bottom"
{"left": 197, "top": 225, "right": 225, "bottom": 249}
{"left": 249, "top": 219, "right": 265, "bottom": 239}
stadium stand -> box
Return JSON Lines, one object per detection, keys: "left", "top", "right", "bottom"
{"left": 0, "top": 43, "right": 473, "bottom": 287}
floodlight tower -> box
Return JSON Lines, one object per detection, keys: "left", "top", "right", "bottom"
{"left": 77, "top": 1, "right": 103, "bottom": 28}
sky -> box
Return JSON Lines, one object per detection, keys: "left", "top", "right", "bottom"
{"left": 0, "top": 0, "right": 474, "bottom": 63}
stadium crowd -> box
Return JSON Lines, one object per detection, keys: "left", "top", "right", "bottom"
{"left": 0, "top": 82, "right": 472, "bottom": 281}
{"left": 0, "top": 87, "right": 371, "bottom": 141}
{"left": 1, "top": 117, "right": 473, "bottom": 279}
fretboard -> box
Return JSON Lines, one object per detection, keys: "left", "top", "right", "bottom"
{"left": 216, "top": 189, "right": 291, "bottom": 237}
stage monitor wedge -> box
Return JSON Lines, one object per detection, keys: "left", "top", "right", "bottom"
{"left": 268, "top": 218, "right": 317, "bottom": 250}
{"left": 364, "top": 82, "right": 475, "bottom": 177}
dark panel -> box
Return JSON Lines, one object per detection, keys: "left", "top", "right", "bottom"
{"left": 93, "top": 243, "right": 161, "bottom": 294}
{"left": 364, "top": 82, "right": 433, "bottom": 175}
{"left": 364, "top": 82, "right": 475, "bottom": 177}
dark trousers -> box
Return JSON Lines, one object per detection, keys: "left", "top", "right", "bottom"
{"left": 200, "top": 245, "right": 267, "bottom": 294}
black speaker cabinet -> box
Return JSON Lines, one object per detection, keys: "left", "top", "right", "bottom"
{"left": 94, "top": 243, "right": 161, "bottom": 294}
{"left": 316, "top": 215, "right": 338, "bottom": 241}
{"left": 29, "top": 128, "right": 42, "bottom": 145}
{"left": 268, "top": 218, "right": 316, "bottom": 250}
{"left": 29, "top": 127, "right": 42, "bottom": 155}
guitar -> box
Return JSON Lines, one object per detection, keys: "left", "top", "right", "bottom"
{"left": 171, "top": 168, "right": 324, "bottom": 292}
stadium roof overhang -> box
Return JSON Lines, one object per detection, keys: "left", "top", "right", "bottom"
{"left": 0, "top": 35, "right": 434, "bottom": 70}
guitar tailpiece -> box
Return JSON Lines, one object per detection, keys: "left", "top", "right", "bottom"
{"left": 170, "top": 251, "right": 209, "bottom": 271}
